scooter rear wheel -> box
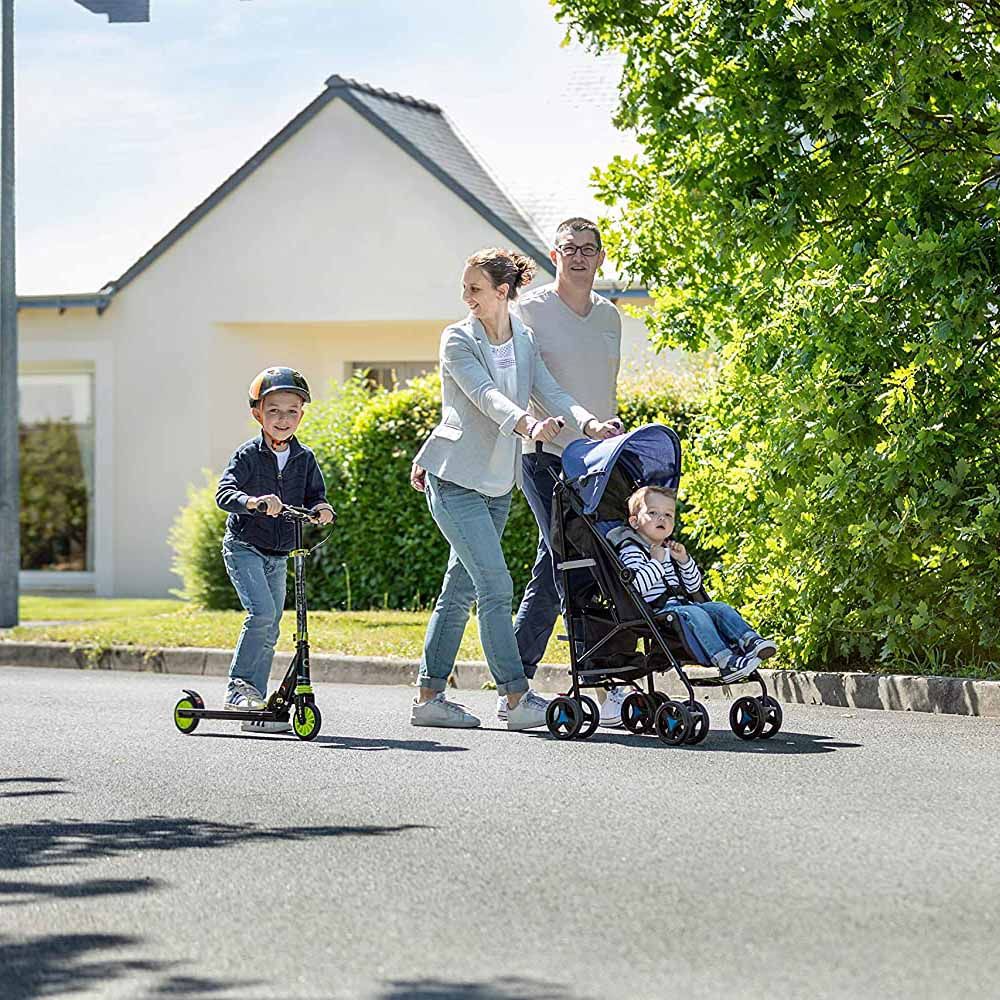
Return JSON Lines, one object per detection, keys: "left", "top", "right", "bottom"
{"left": 293, "top": 704, "right": 322, "bottom": 741}
{"left": 173, "top": 696, "right": 200, "bottom": 735}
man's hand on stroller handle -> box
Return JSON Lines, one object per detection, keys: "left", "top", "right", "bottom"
{"left": 584, "top": 417, "right": 625, "bottom": 440}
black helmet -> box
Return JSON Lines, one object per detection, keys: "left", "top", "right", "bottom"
{"left": 248, "top": 367, "right": 311, "bottom": 409}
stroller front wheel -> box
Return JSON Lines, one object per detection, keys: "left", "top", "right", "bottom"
{"left": 729, "top": 696, "right": 765, "bottom": 740}
{"left": 621, "top": 692, "right": 654, "bottom": 734}
{"left": 576, "top": 696, "right": 600, "bottom": 740}
{"left": 756, "top": 696, "right": 783, "bottom": 739}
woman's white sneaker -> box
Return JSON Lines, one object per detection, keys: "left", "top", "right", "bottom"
{"left": 506, "top": 689, "right": 550, "bottom": 732}
{"left": 598, "top": 686, "right": 628, "bottom": 728}
{"left": 410, "top": 693, "right": 481, "bottom": 728}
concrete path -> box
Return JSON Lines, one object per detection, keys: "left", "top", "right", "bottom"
{"left": 1, "top": 666, "right": 998, "bottom": 999}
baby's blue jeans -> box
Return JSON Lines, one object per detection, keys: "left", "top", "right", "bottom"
{"left": 659, "top": 600, "right": 757, "bottom": 667}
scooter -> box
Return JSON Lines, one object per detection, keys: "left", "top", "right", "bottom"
{"left": 172, "top": 501, "right": 334, "bottom": 742}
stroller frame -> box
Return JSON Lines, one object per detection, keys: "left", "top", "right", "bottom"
{"left": 543, "top": 429, "right": 782, "bottom": 745}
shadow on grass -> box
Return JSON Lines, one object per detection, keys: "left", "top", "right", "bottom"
{"left": 523, "top": 729, "right": 862, "bottom": 754}
{"left": 0, "top": 933, "right": 256, "bottom": 1000}
{"left": 379, "top": 979, "right": 591, "bottom": 1000}
{"left": 0, "top": 815, "right": 429, "bottom": 873}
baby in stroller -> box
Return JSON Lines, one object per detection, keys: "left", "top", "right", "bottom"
{"left": 607, "top": 485, "right": 777, "bottom": 684}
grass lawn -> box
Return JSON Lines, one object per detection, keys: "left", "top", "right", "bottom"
{"left": 18, "top": 595, "right": 187, "bottom": 622}
{"left": 6, "top": 598, "right": 570, "bottom": 664}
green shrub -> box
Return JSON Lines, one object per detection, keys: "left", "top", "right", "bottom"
{"left": 170, "top": 366, "right": 707, "bottom": 610}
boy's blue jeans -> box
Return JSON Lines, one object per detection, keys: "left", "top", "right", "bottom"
{"left": 222, "top": 536, "right": 287, "bottom": 697}
{"left": 421, "top": 474, "right": 530, "bottom": 697}
{"left": 658, "top": 600, "right": 757, "bottom": 667}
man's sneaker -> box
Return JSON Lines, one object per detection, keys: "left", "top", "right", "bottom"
{"left": 224, "top": 679, "right": 266, "bottom": 712}
{"left": 241, "top": 719, "right": 293, "bottom": 735}
{"left": 744, "top": 635, "right": 778, "bottom": 660}
{"left": 598, "top": 686, "right": 628, "bottom": 728}
{"left": 506, "top": 690, "right": 550, "bottom": 732}
{"left": 496, "top": 694, "right": 508, "bottom": 723}
{"left": 719, "top": 653, "right": 762, "bottom": 684}
{"left": 410, "top": 693, "right": 480, "bottom": 728}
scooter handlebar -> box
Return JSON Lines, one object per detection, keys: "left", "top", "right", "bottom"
{"left": 248, "top": 501, "right": 336, "bottom": 524}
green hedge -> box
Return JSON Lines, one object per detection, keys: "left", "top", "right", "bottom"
{"left": 170, "top": 367, "right": 707, "bottom": 611}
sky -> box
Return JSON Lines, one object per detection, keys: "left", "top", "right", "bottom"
{"left": 12, "top": 0, "right": 636, "bottom": 294}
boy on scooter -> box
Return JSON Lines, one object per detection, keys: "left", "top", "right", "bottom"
{"left": 215, "top": 367, "right": 334, "bottom": 733}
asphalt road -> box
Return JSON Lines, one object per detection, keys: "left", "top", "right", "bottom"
{"left": 1, "top": 665, "right": 998, "bottom": 1000}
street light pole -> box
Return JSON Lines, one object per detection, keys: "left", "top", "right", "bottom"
{"left": 0, "top": 0, "right": 17, "bottom": 628}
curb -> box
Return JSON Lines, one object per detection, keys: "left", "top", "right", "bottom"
{"left": 2, "top": 640, "right": 999, "bottom": 718}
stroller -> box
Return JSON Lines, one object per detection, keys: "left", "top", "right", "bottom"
{"left": 542, "top": 423, "right": 783, "bottom": 746}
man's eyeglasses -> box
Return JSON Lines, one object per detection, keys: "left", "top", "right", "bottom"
{"left": 555, "top": 244, "right": 600, "bottom": 258}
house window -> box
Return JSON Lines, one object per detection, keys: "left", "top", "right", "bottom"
{"left": 18, "top": 372, "right": 95, "bottom": 572}
{"left": 349, "top": 361, "right": 436, "bottom": 391}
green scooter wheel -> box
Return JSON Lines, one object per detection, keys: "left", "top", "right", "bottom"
{"left": 293, "top": 704, "right": 322, "bottom": 741}
{"left": 173, "top": 697, "right": 200, "bottom": 734}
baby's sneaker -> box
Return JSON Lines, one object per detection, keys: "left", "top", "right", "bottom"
{"left": 719, "top": 653, "right": 761, "bottom": 684}
{"left": 241, "top": 719, "right": 293, "bottom": 735}
{"left": 410, "top": 693, "right": 480, "bottom": 728}
{"left": 224, "top": 679, "right": 267, "bottom": 711}
{"left": 598, "top": 686, "right": 627, "bottom": 728}
{"left": 743, "top": 633, "right": 778, "bottom": 660}
{"left": 506, "top": 690, "right": 550, "bottom": 732}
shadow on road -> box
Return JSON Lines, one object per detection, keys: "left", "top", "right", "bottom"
{"left": 379, "top": 978, "right": 591, "bottom": 999}
{"left": 0, "top": 815, "right": 429, "bottom": 873}
{"left": 0, "top": 776, "right": 70, "bottom": 800}
{"left": 525, "top": 730, "right": 862, "bottom": 754}
{"left": 0, "top": 933, "right": 256, "bottom": 1000}
{"left": 191, "top": 731, "right": 468, "bottom": 752}
{"left": 0, "top": 877, "right": 162, "bottom": 907}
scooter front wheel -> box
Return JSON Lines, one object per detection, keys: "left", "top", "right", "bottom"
{"left": 293, "top": 703, "right": 322, "bottom": 741}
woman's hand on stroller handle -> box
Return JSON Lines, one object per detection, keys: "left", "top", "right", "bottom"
{"left": 585, "top": 417, "right": 625, "bottom": 440}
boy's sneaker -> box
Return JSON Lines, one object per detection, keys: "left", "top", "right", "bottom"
{"left": 241, "top": 719, "right": 293, "bottom": 735}
{"left": 496, "top": 694, "right": 508, "bottom": 723}
{"left": 224, "top": 679, "right": 267, "bottom": 712}
{"left": 410, "top": 693, "right": 480, "bottom": 728}
{"left": 719, "top": 653, "right": 762, "bottom": 684}
{"left": 744, "top": 635, "right": 778, "bottom": 660}
{"left": 598, "top": 686, "right": 628, "bottom": 728}
{"left": 506, "top": 690, "right": 550, "bottom": 732}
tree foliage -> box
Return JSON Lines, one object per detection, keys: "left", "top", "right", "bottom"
{"left": 554, "top": 0, "right": 1000, "bottom": 675}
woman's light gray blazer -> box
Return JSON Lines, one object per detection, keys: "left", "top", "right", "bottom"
{"left": 414, "top": 313, "right": 597, "bottom": 493}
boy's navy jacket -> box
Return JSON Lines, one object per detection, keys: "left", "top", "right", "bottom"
{"left": 216, "top": 434, "right": 327, "bottom": 555}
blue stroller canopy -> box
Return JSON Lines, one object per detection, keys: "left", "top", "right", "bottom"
{"left": 561, "top": 424, "right": 681, "bottom": 515}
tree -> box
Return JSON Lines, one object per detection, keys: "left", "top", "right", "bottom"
{"left": 554, "top": 0, "right": 1000, "bottom": 674}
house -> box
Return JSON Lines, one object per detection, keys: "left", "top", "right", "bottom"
{"left": 17, "top": 75, "right": 658, "bottom": 597}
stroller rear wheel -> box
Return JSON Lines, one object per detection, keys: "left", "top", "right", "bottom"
{"left": 729, "top": 696, "right": 765, "bottom": 740}
{"left": 684, "top": 700, "right": 710, "bottom": 745}
{"left": 577, "top": 696, "right": 600, "bottom": 740}
{"left": 546, "top": 697, "right": 583, "bottom": 740}
{"left": 654, "top": 701, "right": 692, "bottom": 745}
{"left": 621, "top": 692, "right": 654, "bottom": 734}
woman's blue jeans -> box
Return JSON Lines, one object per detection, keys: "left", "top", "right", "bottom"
{"left": 421, "top": 474, "right": 529, "bottom": 697}
{"left": 658, "top": 600, "right": 756, "bottom": 667}
{"left": 222, "top": 536, "right": 287, "bottom": 697}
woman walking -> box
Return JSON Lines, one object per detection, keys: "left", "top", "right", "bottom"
{"left": 410, "top": 248, "right": 621, "bottom": 730}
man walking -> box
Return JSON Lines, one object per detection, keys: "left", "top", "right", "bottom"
{"left": 501, "top": 217, "right": 626, "bottom": 726}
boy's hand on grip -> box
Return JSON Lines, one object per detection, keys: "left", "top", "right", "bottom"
{"left": 248, "top": 494, "right": 282, "bottom": 516}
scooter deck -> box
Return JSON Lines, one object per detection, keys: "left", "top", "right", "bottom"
{"left": 176, "top": 708, "right": 290, "bottom": 722}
